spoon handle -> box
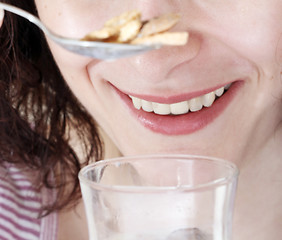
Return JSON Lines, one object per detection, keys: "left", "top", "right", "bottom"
{"left": 0, "top": 2, "right": 55, "bottom": 39}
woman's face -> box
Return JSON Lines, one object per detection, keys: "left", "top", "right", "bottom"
{"left": 34, "top": 0, "right": 282, "bottom": 164}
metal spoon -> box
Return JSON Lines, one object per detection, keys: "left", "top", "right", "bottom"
{"left": 0, "top": 2, "right": 160, "bottom": 60}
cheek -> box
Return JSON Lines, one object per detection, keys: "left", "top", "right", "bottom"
{"left": 195, "top": 1, "right": 282, "bottom": 67}
{"left": 34, "top": 0, "right": 108, "bottom": 120}
{"left": 237, "top": 9, "right": 282, "bottom": 67}
{"left": 47, "top": 39, "right": 100, "bottom": 113}
{"left": 47, "top": 38, "right": 92, "bottom": 79}
{"left": 277, "top": 35, "right": 282, "bottom": 66}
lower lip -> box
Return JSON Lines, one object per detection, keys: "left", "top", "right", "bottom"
{"left": 114, "top": 81, "right": 243, "bottom": 135}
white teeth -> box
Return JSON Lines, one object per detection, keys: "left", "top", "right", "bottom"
{"left": 170, "top": 101, "right": 189, "bottom": 115}
{"left": 215, "top": 87, "right": 224, "bottom": 97}
{"left": 141, "top": 100, "right": 153, "bottom": 112}
{"left": 201, "top": 92, "right": 215, "bottom": 107}
{"left": 131, "top": 96, "right": 141, "bottom": 109}
{"left": 189, "top": 97, "right": 203, "bottom": 112}
{"left": 152, "top": 102, "right": 171, "bottom": 115}
{"left": 130, "top": 83, "right": 231, "bottom": 115}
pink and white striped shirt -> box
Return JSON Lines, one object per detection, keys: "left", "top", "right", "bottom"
{"left": 0, "top": 163, "right": 57, "bottom": 240}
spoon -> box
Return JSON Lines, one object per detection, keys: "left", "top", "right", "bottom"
{"left": 0, "top": 2, "right": 160, "bottom": 60}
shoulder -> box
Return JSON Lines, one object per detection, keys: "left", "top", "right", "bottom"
{"left": 0, "top": 163, "right": 42, "bottom": 239}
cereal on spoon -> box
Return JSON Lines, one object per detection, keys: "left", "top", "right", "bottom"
{"left": 82, "top": 10, "right": 189, "bottom": 46}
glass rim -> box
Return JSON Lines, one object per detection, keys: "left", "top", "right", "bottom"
{"left": 78, "top": 154, "right": 239, "bottom": 193}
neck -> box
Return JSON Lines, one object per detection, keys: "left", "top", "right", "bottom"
{"left": 233, "top": 126, "right": 282, "bottom": 239}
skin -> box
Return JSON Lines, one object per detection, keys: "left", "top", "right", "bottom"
{"left": 2, "top": 0, "right": 282, "bottom": 239}
{"left": 0, "top": 8, "right": 3, "bottom": 26}
{"left": 33, "top": 0, "right": 282, "bottom": 161}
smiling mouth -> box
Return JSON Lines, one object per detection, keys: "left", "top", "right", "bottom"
{"left": 129, "top": 83, "right": 231, "bottom": 115}
{"left": 113, "top": 81, "right": 242, "bottom": 135}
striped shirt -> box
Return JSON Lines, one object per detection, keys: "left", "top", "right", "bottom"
{"left": 0, "top": 163, "right": 57, "bottom": 240}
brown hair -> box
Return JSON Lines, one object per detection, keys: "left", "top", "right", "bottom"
{"left": 0, "top": 0, "right": 103, "bottom": 216}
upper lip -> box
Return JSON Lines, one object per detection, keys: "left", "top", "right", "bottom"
{"left": 121, "top": 81, "right": 234, "bottom": 104}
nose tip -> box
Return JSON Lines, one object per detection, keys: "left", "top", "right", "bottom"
{"left": 129, "top": 32, "right": 201, "bottom": 83}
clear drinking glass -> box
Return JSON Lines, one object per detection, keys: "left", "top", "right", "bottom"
{"left": 79, "top": 154, "right": 239, "bottom": 240}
